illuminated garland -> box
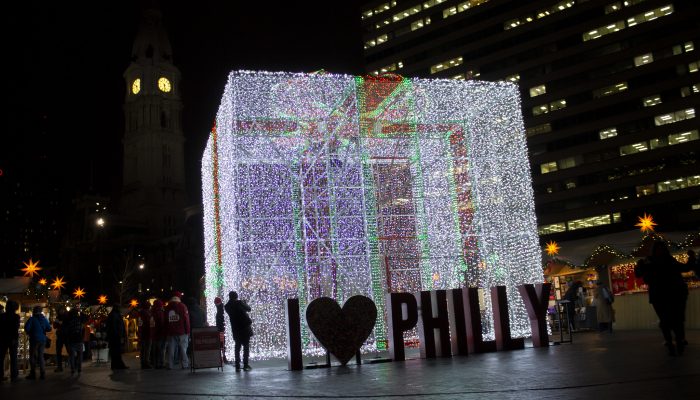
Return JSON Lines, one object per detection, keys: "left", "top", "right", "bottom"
{"left": 202, "top": 71, "right": 544, "bottom": 359}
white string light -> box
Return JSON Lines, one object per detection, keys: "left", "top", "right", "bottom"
{"left": 202, "top": 71, "right": 543, "bottom": 359}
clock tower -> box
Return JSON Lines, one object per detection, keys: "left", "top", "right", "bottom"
{"left": 122, "top": 6, "right": 186, "bottom": 237}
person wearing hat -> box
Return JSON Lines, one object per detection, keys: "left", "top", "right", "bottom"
{"left": 214, "top": 297, "right": 228, "bottom": 364}
{"left": 166, "top": 291, "right": 190, "bottom": 369}
{"left": 24, "top": 305, "right": 52, "bottom": 379}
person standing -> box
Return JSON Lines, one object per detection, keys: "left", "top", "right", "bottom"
{"left": 24, "top": 305, "right": 52, "bottom": 380}
{"left": 0, "top": 300, "right": 20, "bottom": 382}
{"left": 64, "top": 307, "right": 85, "bottom": 376}
{"left": 224, "top": 291, "right": 253, "bottom": 371}
{"left": 594, "top": 281, "right": 614, "bottom": 333}
{"left": 166, "top": 291, "right": 190, "bottom": 369}
{"left": 635, "top": 242, "right": 697, "bottom": 355}
{"left": 214, "top": 297, "right": 228, "bottom": 364}
{"left": 137, "top": 302, "right": 153, "bottom": 369}
{"left": 53, "top": 308, "right": 69, "bottom": 372}
{"left": 105, "top": 304, "right": 128, "bottom": 370}
{"left": 150, "top": 299, "right": 166, "bottom": 369}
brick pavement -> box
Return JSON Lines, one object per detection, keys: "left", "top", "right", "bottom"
{"left": 1, "top": 330, "right": 698, "bottom": 399}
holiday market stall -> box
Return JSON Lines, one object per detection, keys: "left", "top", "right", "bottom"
{"left": 544, "top": 231, "right": 700, "bottom": 330}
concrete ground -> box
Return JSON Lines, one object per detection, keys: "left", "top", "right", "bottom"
{"left": 1, "top": 330, "right": 698, "bottom": 399}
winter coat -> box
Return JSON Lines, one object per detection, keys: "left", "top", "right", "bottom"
{"left": 224, "top": 299, "right": 253, "bottom": 341}
{"left": 0, "top": 301, "right": 20, "bottom": 343}
{"left": 594, "top": 286, "right": 613, "bottom": 324}
{"left": 137, "top": 308, "right": 152, "bottom": 342}
{"left": 63, "top": 312, "right": 84, "bottom": 344}
{"left": 635, "top": 255, "right": 691, "bottom": 305}
{"left": 165, "top": 297, "right": 190, "bottom": 336}
{"left": 105, "top": 309, "right": 125, "bottom": 344}
{"left": 24, "top": 312, "right": 52, "bottom": 344}
{"left": 215, "top": 303, "right": 225, "bottom": 333}
{"left": 151, "top": 301, "right": 167, "bottom": 340}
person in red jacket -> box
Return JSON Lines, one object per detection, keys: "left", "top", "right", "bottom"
{"left": 165, "top": 291, "right": 190, "bottom": 369}
{"left": 137, "top": 302, "right": 152, "bottom": 369}
{"left": 150, "top": 299, "right": 166, "bottom": 369}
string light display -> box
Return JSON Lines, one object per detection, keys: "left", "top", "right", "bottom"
{"left": 98, "top": 295, "right": 108, "bottom": 305}
{"left": 73, "top": 287, "right": 86, "bottom": 300}
{"left": 38, "top": 278, "right": 48, "bottom": 286}
{"left": 202, "top": 71, "right": 544, "bottom": 359}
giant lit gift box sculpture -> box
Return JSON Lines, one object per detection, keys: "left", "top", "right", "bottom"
{"left": 202, "top": 71, "right": 543, "bottom": 358}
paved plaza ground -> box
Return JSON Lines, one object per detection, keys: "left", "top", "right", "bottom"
{"left": 1, "top": 330, "right": 698, "bottom": 399}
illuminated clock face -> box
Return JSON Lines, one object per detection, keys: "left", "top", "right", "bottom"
{"left": 158, "top": 77, "right": 171, "bottom": 93}
{"left": 131, "top": 78, "right": 141, "bottom": 94}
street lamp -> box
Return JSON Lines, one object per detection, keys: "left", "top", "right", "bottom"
{"left": 96, "top": 216, "right": 106, "bottom": 292}
{"left": 96, "top": 217, "right": 105, "bottom": 228}
{"left": 138, "top": 263, "right": 145, "bottom": 270}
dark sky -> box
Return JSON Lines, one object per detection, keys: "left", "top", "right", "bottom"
{"left": 4, "top": 0, "right": 365, "bottom": 204}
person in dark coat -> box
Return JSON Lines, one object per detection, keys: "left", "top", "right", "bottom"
{"left": 137, "top": 302, "right": 153, "bottom": 369}
{"left": 150, "top": 299, "right": 166, "bottom": 368}
{"left": 224, "top": 291, "right": 253, "bottom": 371}
{"left": 563, "top": 281, "right": 583, "bottom": 331}
{"left": 24, "top": 305, "right": 52, "bottom": 379}
{"left": 64, "top": 307, "right": 85, "bottom": 376}
{"left": 52, "top": 308, "right": 70, "bottom": 372}
{"left": 214, "top": 297, "right": 228, "bottom": 363}
{"left": 635, "top": 241, "right": 697, "bottom": 355}
{"left": 0, "top": 300, "right": 20, "bottom": 382}
{"left": 105, "top": 304, "right": 128, "bottom": 369}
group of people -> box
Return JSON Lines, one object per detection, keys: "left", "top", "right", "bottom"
{"left": 103, "top": 290, "right": 254, "bottom": 372}
{"left": 562, "top": 279, "right": 614, "bottom": 333}
{"left": 105, "top": 291, "right": 191, "bottom": 370}
{"left": 53, "top": 306, "right": 90, "bottom": 376}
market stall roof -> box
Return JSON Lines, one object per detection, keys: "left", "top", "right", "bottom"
{"left": 0, "top": 277, "right": 31, "bottom": 294}
{"left": 551, "top": 230, "right": 697, "bottom": 267}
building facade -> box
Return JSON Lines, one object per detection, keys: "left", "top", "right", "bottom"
{"left": 122, "top": 6, "right": 187, "bottom": 239}
{"left": 361, "top": 0, "right": 700, "bottom": 242}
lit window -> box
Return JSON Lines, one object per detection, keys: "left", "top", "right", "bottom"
{"left": 526, "top": 123, "right": 552, "bottom": 137}
{"left": 627, "top": 4, "right": 673, "bottom": 27}
{"left": 538, "top": 223, "right": 566, "bottom": 235}
{"left": 529, "top": 84, "right": 546, "bottom": 97}
{"left": 599, "top": 127, "right": 618, "bottom": 139}
{"left": 689, "top": 61, "right": 700, "bottom": 73}
{"left": 411, "top": 17, "right": 431, "bottom": 31}
{"left": 423, "top": 0, "right": 447, "bottom": 9}
{"left": 643, "top": 95, "right": 662, "bottom": 107}
{"left": 658, "top": 178, "right": 689, "bottom": 193}
{"left": 634, "top": 53, "right": 654, "bottom": 66}
{"left": 566, "top": 213, "right": 619, "bottom": 231}
{"left": 636, "top": 184, "right": 656, "bottom": 197}
{"left": 583, "top": 21, "right": 625, "bottom": 41}
{"left": 430, "top": 56, "right": 463, "bottom": 74}
{"left": 376, "top": 34, "right": 388, "bottom": 45}
{"left": 605, "top": 2, "right": 622, "bottom": 14}
{"left": 620, "top": 141, "right": 649, "bottom": 156}
{"left": 505, "top": 74, "right": 520, "bottom": 83}
{"left": 668, "top": 130, "right": 699, "bottom": 145}
{"left": 550, "top": 99, "right": 567, "bottom": 111}
{"left": 505, "top": 1, "right": 573, "bottom": 30}
{"left": 443, "top": 0, "right": 489, "bottom": 19}
{"left": 540, "top": 161, "right": 558, "bottom": 174}
{"left": 453, "top": 74, "right": 465, "bottom": 80}
{"left": 685, "top": 41, "right": 695, "bottom": 52}
{"left": 593, "top": 82, "right": 628, "bottom": 98}
{"left": 654, "top": 108, "right": 696, "bottom": 126}
{"left": 393, "top": 5, "right": 422, "bottom": 22}
{"left": 649, "top": 137, "right": 667, "bottom": 149}
{"left": 533, "top": 104, "right": 549, "bottom": 116}
{"left": 565, "top": 180, "right": 577, "bottom": 189}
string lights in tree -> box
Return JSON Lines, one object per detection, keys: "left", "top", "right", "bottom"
{"left": 202, "top": 71, "right": 544, "bottom": 359}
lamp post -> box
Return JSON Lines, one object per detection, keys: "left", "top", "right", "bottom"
{"left": 96, "top": 217, "right": 106, "bottom": 293}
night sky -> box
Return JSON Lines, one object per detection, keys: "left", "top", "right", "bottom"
{"left": 4, "top": 0, "right": 364, "bottom": 204}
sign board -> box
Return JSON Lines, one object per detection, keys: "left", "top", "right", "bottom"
{"left": 191, "top": 326, "right": 222, "bottom": 371}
